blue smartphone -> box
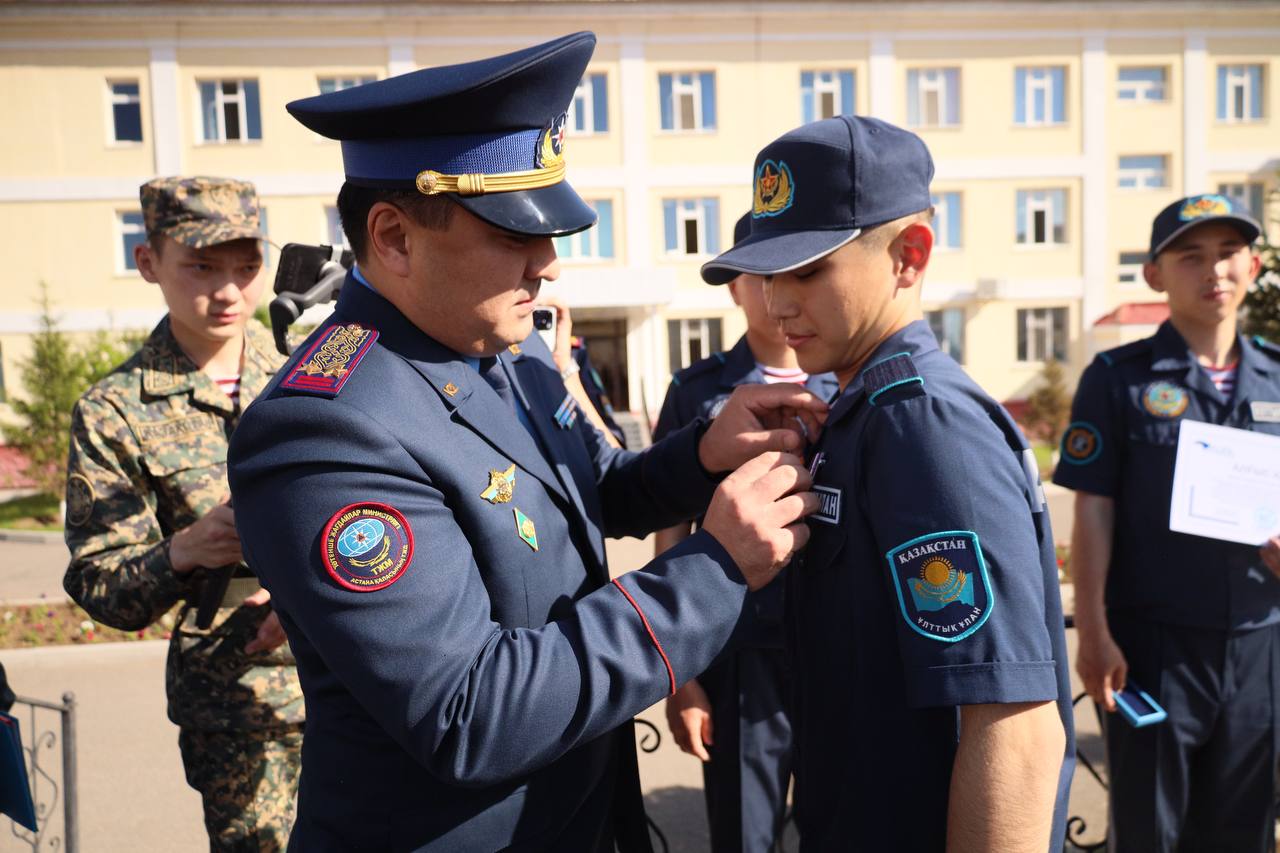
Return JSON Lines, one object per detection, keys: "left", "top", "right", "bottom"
{"left": 1113, "top": 682, "right": 1167, "bottom": 727}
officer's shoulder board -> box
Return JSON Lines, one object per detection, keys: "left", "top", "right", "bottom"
{"left": 1252, "top": 334, "right": 1280, "bottom": 362}
{"left": 865, "top": 351, "right": 926, "bottom": 407}
{"left": 1095, "top": 338, "right": 1151, "bottom": 369}
{"left": 669, "top": 350, "right": 727, "bottom": 388}
{"left": 278, "top": 323, "right": 379, "bottom": 399}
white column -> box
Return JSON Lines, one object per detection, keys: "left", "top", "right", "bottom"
{"left": 1183, "top": 34, "right": 1208, "bottom": 194}
{"left": 869, "top": 35, "right": 895, "bottom": 122}
{"left": 148, "top": 44, "right": 181, "bottom": 176}
{"left": 1080, "top": 35, "right": 1108, "bottom": 336}
{"left": 619, "top": 37, "right": 657, "bottom": 416}
{"left": 388, "top": 42, "right": 415, "bottom": 77}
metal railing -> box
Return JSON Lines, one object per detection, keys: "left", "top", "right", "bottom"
{"left": 8, "top": 691, "right": 78, "bottom": 853}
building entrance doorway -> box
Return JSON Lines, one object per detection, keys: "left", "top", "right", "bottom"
{"left": 573, "top": 318, "right": 629, "bottom": 412}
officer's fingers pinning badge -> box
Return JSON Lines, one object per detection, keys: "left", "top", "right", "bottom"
{"left": 66, "top": 473, "right": 95, "bottom": 527}
{"left": 322, "top": 502, "right": 414, "bottom": 592}
{"left": 886, "top": 530, "right": 992, "bottom": 643}
{"left": 1061, "top": 421, "right": 1103, "bottom": 466}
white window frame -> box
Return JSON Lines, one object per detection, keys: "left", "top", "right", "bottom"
{"left": 116, "top": 210, "right": 146, "bottom": 274}
{"left": 325, "top": 206, "right": 349, "bottom": 250}
{"left": 909, "top": 68, "right": 959, "bottom": 129}
{"left": 1117, "top": 155, "right": 1168, "bottom": 190}
{"left": 813, "top": 71, "right": 843, "bottom": 120}
{"left": 555, "top": 201, "right": 611, "bottom": 262}
{"left": 569, "top": 74, "right": 606, "bottom": 135}
{"left": 668, "top": 200, "right": 707, "bottom": 256}
{"left": 931, "top": 191, "right": 962, "bottom": 250}
{"left": 198, "top": 78, "right": 256, "bottom": 144}
{"left": 1116, "top": 67, "right": 1167, "bottom": 102}
{"left": 106, "top": 79, "right": 143, "bottom": 145}
{"left": 318, "top": 75, "right": 375, "bottom": 94}
{"left": 676, "top": 318, "right": 717, "bottom": 367}
{"left": 1117, "top": 251, "right": 1147, "bottom": 287}
{"left": 1217, "top": 181, "right": 1266, "bottom": 219}
{"left": 1017, "top": 307, "right": 1067, "bottom": 363}
{"left": 1222, "top": 65, "right": 1260, "bottom": 123}
{"left": 673, "top": 73, "right": 703, "bottom": 132}
{"left": 1018, "top": 67, "right": 1065, "bottom": 127}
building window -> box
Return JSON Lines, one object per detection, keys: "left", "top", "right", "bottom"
{"left": 1014, "top": 66, "right": 1066, "bottom": 126}
{"left": 1218, "top": 181, "right": 1267, "bottom": 218}
{"left": 108, "top": 80, "right": 143, "bottom": 142}
{"left": 570, "top": 73, "right": 608, "bottom": 134}
{"left": 667, "top": 317, "right": 723, "bottom": 371}
{"left": 318, "top": 76, "right": 375, "bottom": 94}
{"left": 931, "top": 192, "right": 962, "bottom": 249}
{"left": 926, "top": 308, "right": 965, "bottom": 363}
{"left": 1017, "top": 307, "right": 1068, "bottom": 362}
{"left": 1118, "top": 251, "right": 1147, "bottom": 286}
{"left": 555, "top": 200, "right": 614, "bottom": 260}
{"left": 1117, "top": 155, "right": 1169, "bottom": 190}
{"left": 659, "top": 72, "right": 716, "bottom": 132}
{"left": 1016, "top": 190, "right": 1067, "bottom": 246}
{"left": 801, "top": 70, "right": 855, "bottom": 122}
{"left": 1117, "top": 67, "right": 1167, "bottom": 102}
{"left": 662, "top": 198, "right": 720, "bottom": 256}
{"left": 199, "top": 79, "right": 262, "bottom": 142}
{"left": 258, "top": 207, "right": 270, "bottom": 269}
{"left": 325, "top": 206, "right": 349, "bottom": 249}
{"left": 906, "top": 68, "right": 960, "bottom": 128}
{"left": 118, "top": 211, "right": 146, "bottom": 272}
{"left": 1217, "top": 64, "right": 1264, "bottom": 123}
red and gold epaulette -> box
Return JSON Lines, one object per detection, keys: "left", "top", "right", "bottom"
{"left": 279, "top": 323, "right": 378, "bottom": 398}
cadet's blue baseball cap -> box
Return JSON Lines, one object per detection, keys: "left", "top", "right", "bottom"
{"left": 733, "top": 212, "right": 751, "bottom": 246}
{"left": 286, "top": 32, "right": 597, "bottom": 238}
{"left": 1149, "top": 193, "right": 1261, "bottom": 260}
{"left": 701, "top": 116, "right": 934, "bottom": 285}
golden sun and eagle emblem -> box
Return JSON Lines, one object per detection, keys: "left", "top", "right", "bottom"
{"left": 753, "top": 159, "right": 794, "bottom": 218}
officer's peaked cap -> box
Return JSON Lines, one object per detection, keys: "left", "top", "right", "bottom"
{"left": 288, "top": 32, "right": 598, "bottom": 237}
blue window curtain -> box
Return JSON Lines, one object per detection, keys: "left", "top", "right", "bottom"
{"left": 801, "top": 71, "right": 815, "bottom": 123}
{"left": 702, "top": 198, "right": 720, "bottom": 254}
{"left": 1014, "top": 68, "right": 1026, "bottom": 124}
{"left": 944, "top": 69, "right": 960, "bottom": 125}
{"left": 659, "top": 73, "right": 673, "bottom": 130}
{"left": 840, "top": 70, "right": 855, "bottom": 115}
{"left": 663, "top": 200, "right": 677, "bottom": 252}
{"left": 199, "top": 81, "right": 218, "bottom": 140}
{"left": 699, "top": 72, "right": 717, "bottom": 129}
{"left": 244, "top": 80, "right": 262, "bottom": 140}
{"left": 591, "top": 74, "right": 608, "bottom": 132}
{"left": 1015, "top": 191, "right": 1028, "bottom": 241}
{"left": 121, "top": 212, "right": 145, "bottom": 270}
{"left": 907, "top": 70, "right": 921, "bottom": 126}
{"left": 1216, "top": 66, "right": 1228, "bottom": 120}
{"left": 595, "top": 201, "right": 614, "bottom": 258}
{"left": 1250, "top": 66, "right": 1264, "bottom": 118}
{"left": 1051, "top": 68, "right": 1065, "bottom": 122}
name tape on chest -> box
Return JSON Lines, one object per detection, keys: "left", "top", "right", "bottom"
{"left": 811, "top": 485, "right": 842, "bottom": 525}
{"left": 1251, "top": 402, "right": 1280, "bottom": 423}
{"left": 280, "top": 324, "right": 378, "bottom": 398}
{"left": 886, "top": 530, "right": 992, "bottom": 643}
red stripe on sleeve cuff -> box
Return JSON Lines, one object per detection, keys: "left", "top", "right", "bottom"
{"left": 612, "top": 578, "right": 677, "bottom": 696}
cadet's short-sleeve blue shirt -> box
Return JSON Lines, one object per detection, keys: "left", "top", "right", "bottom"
{"left": 1053, "top": 321, "right": 1280, "bottom": 629}
{"left": 789, "top": 321, "right": 1074, "bottom": 851}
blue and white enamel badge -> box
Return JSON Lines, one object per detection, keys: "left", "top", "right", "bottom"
{"left": 886, "top": 530, "right": 993, "bottom": 643}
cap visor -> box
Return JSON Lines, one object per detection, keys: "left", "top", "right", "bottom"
{"left": 454, "top": 181, "right": 597, "bottom": 238}
{"left": 700, "top": 227, "right": 861, "bottom": 285}
{"left": 1152, "top": 214, "right": 1261, "bottom": 258}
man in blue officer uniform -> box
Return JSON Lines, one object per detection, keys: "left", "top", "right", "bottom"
{"left": 226, "top": 33, "right": 828, "bottom": 851}
{"left": 702, "top": 115, "right": 1075, "bottom": 851}
{"left": 1056, "top": 194, "right": 1280, "bottom": 852}
{"left": 656, "top": 213, "right": 837, "bottom": 852}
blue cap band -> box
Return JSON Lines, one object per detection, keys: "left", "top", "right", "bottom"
{"left": 340, "top": 128, "right": 543, "bottom": 183}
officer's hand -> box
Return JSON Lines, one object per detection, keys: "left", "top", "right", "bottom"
{"left": 1076, "top": 626, "right": 1128, "bottom": 712}
{"left": 1260, "top": 536, "right": 1280, "bottom": 579}
{"left": 169, "top": 498, "right": 242, "bottom": 574}
{"left": 698, "top": 385, "right": 828, "bottom": 473}
{"left": 665, "top": 678, "right": 714, "bottom": 762}
{"left": 702, "top": 451, "right": 817, "bottom": 590}
{"left": 535, "top": 294, "right": 574, "bottom": 373}
{"left": 244, "top": 610, "right": 289, "bottom": 655}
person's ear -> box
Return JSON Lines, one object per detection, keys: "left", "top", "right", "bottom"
{"left": 727, "top": 277, "right": 743, "bottom": 306}
{"left": 367, "top": 202, "right": 413, "bottom": 278}
{"left": 135, "top": 241, "right": 161, "bottom": 284}
{"left": 894, "top": 223, "right": 933, "bottom": 290}
{"left": 1142, "top": 261, "right": 1164, "bottom": 293}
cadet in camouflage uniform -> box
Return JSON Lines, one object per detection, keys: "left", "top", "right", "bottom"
{"left": 63, "top": 177, "right": 304, "bottom": 851}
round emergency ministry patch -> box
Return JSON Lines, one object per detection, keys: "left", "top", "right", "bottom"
{"left": 1142, "top": 381, "right": 1189, "bottom": 418}
{"left": 1061, "top": 421, "right": 1102, "bottom": 465}
{"left": 322, "top": 502, "right": 414, "bottom": 592}
{"left": 886, "top": 530, "right": 993, "bottom": 643}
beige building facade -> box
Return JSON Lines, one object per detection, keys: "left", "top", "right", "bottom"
{"left": 0, "top": 1, "right": 1277, "bottom": 421}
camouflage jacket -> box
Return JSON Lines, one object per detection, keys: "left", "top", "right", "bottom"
{"left": 63, "top": 318, "right": 304, "bottom": 732}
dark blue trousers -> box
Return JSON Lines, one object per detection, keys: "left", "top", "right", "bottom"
{"left": 1103, "top": 614, "right": 1280, "bottom": 853}
{"left": 700, "top": 646, "right": 793, "bottom": 853}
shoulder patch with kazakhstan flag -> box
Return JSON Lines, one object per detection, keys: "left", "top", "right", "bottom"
{"left": 887, "top": 530, "right": 993, "bottom": 643}
{"left": 280, "top": 323, "right": 378, "bottom": 398}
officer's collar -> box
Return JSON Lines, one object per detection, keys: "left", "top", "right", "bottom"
{"left": 719, "top": 335, "right": 761, "bottom": 388}
{"left": 827, "top": 319, "right": 937, "bottom": 425}
{"left": 139, "top": 317, "right": 237, "bottom": 414}
{"left": 1151, "top": 318, "right": 1261, "bottom": 377}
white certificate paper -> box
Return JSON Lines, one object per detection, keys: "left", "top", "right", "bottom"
{"left": 1170, "top": 420, "right": 1280, "bottom": 545}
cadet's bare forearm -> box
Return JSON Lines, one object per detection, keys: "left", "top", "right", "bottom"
{"left": 1070, "top": 492, "right": 1115, "bottom": 635}
{"left": 655, "top": 523, "right": 694, "bottom": 558}
{"left": 946, "top": 701, "right": 1064, "bottom": 853}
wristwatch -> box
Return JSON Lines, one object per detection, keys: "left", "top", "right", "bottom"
{"left": 559, "top": 360, "right": 581, "bottom": 380}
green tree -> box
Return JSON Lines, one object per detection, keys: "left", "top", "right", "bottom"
{"left": 1243, "top": 185, "right": 1280, "bottom": 340}
{"left": 1022, "top": 358, "right": 1072, "bottom": 450}
{"left": 3, "top": 284, "right": 134, "bottom": 503}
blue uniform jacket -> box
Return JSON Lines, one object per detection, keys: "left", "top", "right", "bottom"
{"left": 1053, "top": 321, "right": 1280, "bottom": 630}
{"left": 788, "top": 320, "right": 1075, "bottom": 851}
{"left": 654, "top": 335, "right": 838, "bottom": 648}
{"left": 228, "top": 278, "right": 753, "bottom": 852}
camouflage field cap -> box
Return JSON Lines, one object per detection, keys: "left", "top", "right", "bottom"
{"left": 140, "top": 176, "right": 265, "bottom": 249}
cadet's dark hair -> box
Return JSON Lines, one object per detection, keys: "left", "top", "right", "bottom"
{"left": 336, "top": 182, "right": 456, "bottom": 261}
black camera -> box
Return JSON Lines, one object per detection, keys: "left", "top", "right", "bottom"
{"left": 268, "top": 243, "right": 354, "bottom": 355}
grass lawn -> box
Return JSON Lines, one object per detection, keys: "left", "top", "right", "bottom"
{"left": 0, "top": 492, "right": 61, "bottom": 532}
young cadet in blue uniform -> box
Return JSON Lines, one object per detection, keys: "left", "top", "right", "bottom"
{"left": 1055, "top": 194, "right": 1280, "bottom": 852}
{"left": 655, "top": 213, "right": 837, "bottom": 853}
{"left": 226, "top": 33, "right": 829, "bottom": 852}
{"left": 702, "top": 115, "right": 1075, "bottom": 851}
